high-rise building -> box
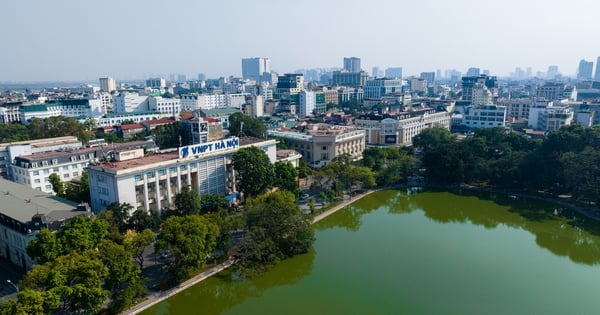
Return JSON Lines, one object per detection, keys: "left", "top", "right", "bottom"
{"left": 547, "top": 65, "right": 559, "bottom": 79}
{"left": 372, "top": 66, "right": 383, "bottom": 78}
{"left": 242, "top": 57, "right": 271, "bottom": 81}
{"left": 419, "top": 72, "right": 435, "bottom": 85}
{"left": 385, "top": 67, "right": 403, "bottom": 79}
{"left": 595, "top": 57, "right": 600, "bottom": 81}
{"left": 343, "top": 57, "right": 361, "bottom": 73}
{"left": 99, "top": 77, "right": 116, "bottom": 92}
{"left": 467, "top": 67, "right": 481, "bottom": 77}
{"left": 577, "top": 59, "right": 594, "bottom": 80}
{"left": 146, "top": 78, "right": 166, "bottom": 88}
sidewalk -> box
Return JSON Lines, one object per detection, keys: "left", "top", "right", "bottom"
{"left": 123, "top": 259, "right": 234, "bottom": 315}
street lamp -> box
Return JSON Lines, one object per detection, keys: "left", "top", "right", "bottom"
{"left": 6, "top": 280, "right": 18, "bottom": 293}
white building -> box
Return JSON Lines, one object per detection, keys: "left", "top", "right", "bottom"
{"left": 268, "top": 124, "right": 365, "bottom": 168}
{"left": 149, "top": 96, "right": 181, "bottom": 117}
{"left": 496, "top": 98, "right": 531, "bottom": 121}
{"left": 298, "top": 91, "right": 316, "bottom": 116}
{"left": 0, "top": 136, "right": 81, "bottom": 180}
{"left": 99, "top": 77, "right": 116, "bottom": 92}
{"left": 146, "top": 78, "right": 166, "bottom": 89}
{"left": 113, "top": 92, "right": 150, "bottom": 113}
{"left": 364, "top": 78, "right": 404, "bottom": 99}
{"left": 10, "top": 140, "right": 156, "bottom": 194}
{"left": 20, "top": 100, "right": 98, "bottom": 124}
{"left": 528, "top": 105, "right": 574, "bottom": 131}
{"left": 0, "top": 102, "right": 22, "bottom": 124}
{"left": 462, "top": 105, "right": 507, "bottom": 129}
{"left": 86, "top": 137, "right": 277, "bottom": 213}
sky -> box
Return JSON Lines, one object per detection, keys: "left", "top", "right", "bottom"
{"left": 2, "top": 0, "right": 600, "bottom": 82}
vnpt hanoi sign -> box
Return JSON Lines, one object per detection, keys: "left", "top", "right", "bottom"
{"left": 179, "top": 137, "right": 239, "bottom": 159}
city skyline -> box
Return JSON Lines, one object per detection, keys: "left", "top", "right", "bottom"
{"left": 2, "top": 0, "right": 600, "bottom": 82}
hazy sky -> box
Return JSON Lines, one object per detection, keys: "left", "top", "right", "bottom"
{"left": 2, "top": 0, "right": 600, "bottom": 82}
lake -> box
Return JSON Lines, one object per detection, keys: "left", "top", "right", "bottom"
{"left": 142, "top": 188, "right": 600, "bottom": 315}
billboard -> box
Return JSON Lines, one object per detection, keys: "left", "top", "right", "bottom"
{"left": 179, "top": 137, "right": 239, "bottom": 159}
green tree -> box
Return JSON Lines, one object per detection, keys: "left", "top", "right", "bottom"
{"left": 123, "top": 228, "right": 155, "bottom": 269}
{"left": 48, "top": 173, "right": 64, "bottom": 197}
{"left": 273, "top": 161, "right": 299, "bottom": 195}
{"left": 240, "top": 191, "right": 314, "bottom": 270}
{"left": 155, "top": 215, "right": 220, "bottom": 281}
{"left": 26, "top": 228, "right": 62, "bottom": 264}
{"left": 128, "top": 209, "right": 161, "bottom": 232}
{"left": 21, "top": 251, "right": 109, "bottom": 314}
{"left": 174, "top": 186, "right": 202, "bottom": 215}
{"left": 200, "top": 193, "right": 228, "bottom": 214}
{"left": 0, "top": 123, "right": 29, "bottom": 143}
{"left": 228, "top": 112, "right": 267, "bottom": 138}
{"left": 104, "top": 202, "right": 134, "bottom": 233}
{"left": 232, "top": 146, "right": 274, "bottom": 197}
{"left": 98, "top": 240, "right": 146, "bottom": 313}
{"left": 28, "top": 116, "right": 92, "bottom": 143}
{"left": 58, "top": 215, "right": 110, "bottom": 254}
{"left": 0, "top": 298, "right": 17, "bottom": 315}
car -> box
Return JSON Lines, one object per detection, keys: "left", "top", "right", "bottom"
{"left": 159, "top": 251, "right": 171, "bottom": 259}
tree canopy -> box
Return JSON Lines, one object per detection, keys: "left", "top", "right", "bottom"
{"left": 228, "top": 112, "right": 267, "bottom": 138}
{"left": 232, "top": 146, "right": 275, "bottom": 198}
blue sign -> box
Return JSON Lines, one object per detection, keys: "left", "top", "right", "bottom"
{"left": 179, "top": 137, "right": 239, "bottom": 159}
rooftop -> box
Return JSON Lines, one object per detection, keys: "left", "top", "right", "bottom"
{"left": 0, "top": 178, "right": 79, "bottom": 224}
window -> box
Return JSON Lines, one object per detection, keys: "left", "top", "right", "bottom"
{"left": 43, "top": 169, "right": 50, "bottom": 174}
{"left": 180, "top": 165, "right": 187, "bottom": 171}
{"left": 72, "top": 172, "right": 78, "bottom": 177}
{"left": 44, "top": 177, "right": 49, "bottom": 182}
{"left": 45, "top": 185, "right": 52, "bottom": 190}
{"left": 158, "top": 169, "right": 166, "bottom": 176}
{"left": 63, "top": 166, "right": 69, "bottom": 171}
{"left": 146, "top": 171, "right": 155, "bottom": 178}
{"left": 34, "top": 179, "right": 40, "bottom": 184}
{"left": 33, "top": 170, "right": 39, "bottom": 176}
{"left": 72, "top": 165, "right": 77, "bottom": 169}
{"left": 53, "top": 168, "right": 59, "bottom": 172}
{"left": 135, "top": 174, "right": 142, "bottom": 181}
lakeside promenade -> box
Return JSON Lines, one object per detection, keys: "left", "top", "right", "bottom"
{"left": 123, "top": 188, "right": 379, "bottom": 315}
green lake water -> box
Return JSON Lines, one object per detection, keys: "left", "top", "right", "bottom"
{"left": 142, "top": 189, "right": 600, "bottom": 315}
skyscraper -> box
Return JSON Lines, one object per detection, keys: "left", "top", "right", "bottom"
{"left": 577, "top": 59, "right": 593, "bottom": 80}
{"left": 343, "top": 57, "right": 361, "bottom": 73}
{"left": 242, "top": 57, "right": 271, "bottom": 81}
{"left": 595, "top": 57, "right": 600, "bottom": 81}
{"left": 467, "top": 67, "right": 481, "bottom": 77}
{"left": 385, "top": 67, "right": 403, "bottom": 79}
{"left": 99, "top": 77, "right": 116, "bottom": 92}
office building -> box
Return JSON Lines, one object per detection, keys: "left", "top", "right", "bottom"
{"left": 146, "top": 78, "right": 166, "bottom": 89}
{"left": 595, "top": 57, "right": 600, "bottom": 81}
{"left": 364, "top": 78, "right": 404, "bottom": 99}
{"left": 462, "top": 105, "right": 507, "bottom": 129}
{"left": 332, "top": 71, "right": 369, "bottom": 88}
{"left": 461, "top": 75, "right": 498, "bottom": 103}
{"left": 577, "top": 59, "right": 594, "bottom": 80}
{"left": 268, "top": 124, "right": 365, "bottom": 168}
{"left": 99, "top": 77, "right": 116, "bottom": 92}
{"left": 87, "top": 137, "right": 277, "bottom": 213}
{"left": 385, "top": 67, "right": 403, "bottom": 79}
{"left": 343, "top": 57, "right": 361, "bottom": 73}
{"left": 466, "top": 67, "right": 481, "bottom": 77}
{"left": 242, "top": 57, "right": 271, "bottom": 81}
{"left": 419, "top": 72, "right": 435, "bottom": 85}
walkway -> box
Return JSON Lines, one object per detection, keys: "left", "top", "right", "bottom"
{"left": 124, "top": 259, "right": 234, "bottom": 315}
{"left": 312, "top": 188, "right": 380, "bottom": 224}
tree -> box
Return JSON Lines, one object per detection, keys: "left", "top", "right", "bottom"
{"left": 174, "top": 186, "right": 202, "bottom": 216}
{"left": 123, "top": 228, "right": 155, "bottom": 269}
{"left": 0, "top": 123, "right": 29, "bottom": 143}
{"left": 27, "top": 228, "right": 62, "bottom": 264}
{"left": 129, "top": 209, "right": 161, "bottom": 232}
{"left": 20, "top": 251, "right": 109, "bottom": 314}
{"left": 58, "top": 215, "right": 110, "bottom": 254}
{"left": 104, "top": 202, "right": 134, "bottom": 233}
{"left": 98, "top": 240, "right": 146, "bottom": 313}
{"left": 273, "top": 161, "right": 299, "bottom": 195}
{"left": 228, "top": 112, "right": 267, "bottom": 138}
{"left": 28, "top": 116, "right": 92, "bottom": 143}
{"left": 232, "top": 146, "right": 275, "bottom": 197}
{"left": 155, "top": 215, "right": 220, "bottom": 281}
{"left": 240, "top": 191, "right": 314, "bottom": 269}
{"left": 48, "top": 173, "right": 65, "bottom": 197}
{"left": 199, "top": 194, "right": 228, "bottom": 214}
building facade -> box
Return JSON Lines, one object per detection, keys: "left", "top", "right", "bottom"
{"left": 364, "top": 78, "right": 404, "bottom": 99}
{"left": 268, "top": 124, "right": 366, "bottom": 168}
{"left": 87, "top": 137, "right": 277, "bottom": 213}
{"left": 462, "top": 105, "right": 507, "bottom": 129}
{"left": 99, "top": 77, "right": 116, "bottom": 92}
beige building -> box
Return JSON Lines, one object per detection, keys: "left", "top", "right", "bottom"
{"left": 268, "top": 124, "right": 365, "bottom": 168}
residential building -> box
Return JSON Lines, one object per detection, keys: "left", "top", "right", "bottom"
{"left": 298, "top": 90, "right": 316, "bottom": 117}
{"left": 496, "top": 98, "right": 531, "bottom": 120}
{"left": 461, "top": 75, "right": 498, "bottom": 103}
{"left": 96, "top": 111, "right": 164, "bottom": 127}
{"left": 462, "top": 105, "right": 507, "bottom": 129}
{"left": 86, "top": 136, "right": 277, "bottom": 213}
{"left": 410, "top": 77, "right": 427, "bottom": 94}
{"left": 528, "top": 103, "right": 573, "bottom": 131}
{"left": 467, "top": 67, "right": 481, "bottom": 77}
{"left": 0, "top": 178, "right": 89, "bottom": 269}
{"left": 199, "top": 107, "right": 242, "bottom": 129}
{"left": 99, "top": 77, "right": 116, "bottom": 92}
{"left": 268, "top": 124, "right": 366, "bottom": 168}
{"left": 419, "top": 72, "right": 435, "bottom": 85}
